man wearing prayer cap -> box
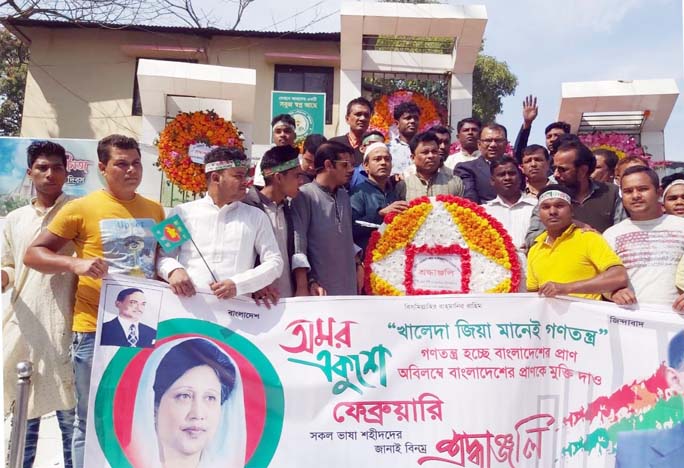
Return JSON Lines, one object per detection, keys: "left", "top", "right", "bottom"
{"left": 350, "top": 142, "right": 408, "bottom": 253}
{"left": 526, "top": 184, "right": 628, "bottom": 300}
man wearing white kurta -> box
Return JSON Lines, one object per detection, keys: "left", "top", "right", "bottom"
{"left": 2, "top": 141, "right": 76, "bottom": 467}
{"left": 157, "top": 147, "right": 283, "bottom": 301}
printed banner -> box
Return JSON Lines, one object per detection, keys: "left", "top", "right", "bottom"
{"left": 85, "top": 276, "right": 684, "bottom": 467}
{"left": 270, "top": 91, "right": 325, "bottom": 143}
{"left": 0, "top": 137, "right": 101, "bottom": 215}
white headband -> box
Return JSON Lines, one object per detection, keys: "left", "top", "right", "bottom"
{"left": 272, "top": 121, "right": 296, "bottom": 132}
{"left": 204, "top": 159, "right": 251, "bottom": 173}
{"left": 663, "top": 179, "right": 684, "bottom": 198}
{"left": 364, "top": 142, "right": 389, "bottom": 158}
{"left": 538, "top": 190, "right": 572, "bottom": 205}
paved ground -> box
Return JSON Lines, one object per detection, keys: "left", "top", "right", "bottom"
{"left": 4, "top": 412, "right": 65, "bottom": 468}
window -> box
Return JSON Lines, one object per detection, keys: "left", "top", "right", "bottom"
{"left": 274, "top": 65, "right": 334, "bottom": 124}
{"left": 131, "top": 57, "right": 198, "bottom": 116}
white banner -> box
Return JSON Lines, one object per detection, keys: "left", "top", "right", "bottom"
{"left": 85, "top": 276, "right": 684, "bottom": 468}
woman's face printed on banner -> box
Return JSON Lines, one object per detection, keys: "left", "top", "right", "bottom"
{"left": 156, "top": 364, "right": 222, "bottom": 462}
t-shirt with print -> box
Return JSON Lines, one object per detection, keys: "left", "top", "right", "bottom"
{"left": 603, "top": 215, "right": 684, "bottom": 305}
{"left": 48, "top": 190, "right": 165, "bottom": 332}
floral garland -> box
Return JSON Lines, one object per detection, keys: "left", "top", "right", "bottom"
{"left": 579, "top": 132, "right": 647, "bottom": 162}
{"left": 364, "top": 195, "right": 521, "bottom": 296}
{"left": 156, "top": 110, "right": 244, "bottom": 193}
{"left": 369, "top": 90, "right": 445, "bottom": 139}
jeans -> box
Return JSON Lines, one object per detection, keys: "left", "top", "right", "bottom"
{"left": 23, "top": 409, "right": 75, "bottom": 468}
{"left": 71, "top": 332, "right": 95, "bottom": 468}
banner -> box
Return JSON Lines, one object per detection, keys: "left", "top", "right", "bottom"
{"left": 270, "top": 91, "right": 326, "bottom": 143}
{"left": 0, "top": 137, "right": 101, "bottom": 215}
{"left": 86, "top": 276, "right": 684, "bottom": 467}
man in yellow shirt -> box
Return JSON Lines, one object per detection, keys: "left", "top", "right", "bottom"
{"left": 527, "top": 184, "right": 627, "bottom": 300}
{"left": 24, "top": 134, "right": 164, "bottom": 468}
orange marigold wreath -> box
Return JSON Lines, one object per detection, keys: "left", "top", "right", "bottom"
{"left": 369, "top": 90, "right": 446, "bottom": 139}
{"left": 156, "top": 110, "right": 244, "bottom": 193}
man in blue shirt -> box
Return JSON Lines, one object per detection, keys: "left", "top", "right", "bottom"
{"left": 350, "top": 143, "right": 408, "bottom": 253}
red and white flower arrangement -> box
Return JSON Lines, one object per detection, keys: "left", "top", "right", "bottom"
{"left": 364, "top": 195, "right": 521, "bottom": 296}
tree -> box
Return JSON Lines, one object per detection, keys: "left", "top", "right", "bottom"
{"left": 472, "top": 52, "right": 518, "bottom": 123}
{"left": 0, "top": 27, "right": 27, "bottom": 136}
{"left": 0, "top": 0, "right": 256, "bottom": 29}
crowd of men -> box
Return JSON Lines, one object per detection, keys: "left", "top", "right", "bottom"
{"left": 3, "top": 94, "right": 684, "bottom": 467}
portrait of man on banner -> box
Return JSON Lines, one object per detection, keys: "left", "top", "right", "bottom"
{"left": 126, "top": 337, "right": 247, "bottom": 468}
{"left": 615, "top": 330, "right": 684, "bottom": 468}
{"left": 100, "top": 287, "right": 158, "bottom": 348}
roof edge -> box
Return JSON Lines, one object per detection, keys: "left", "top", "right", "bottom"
{"left": 2, "top": 17, "right": 341, "bottom": 41}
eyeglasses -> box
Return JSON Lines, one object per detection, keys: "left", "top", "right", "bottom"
{"left": 480, "top": 138, "right": 507, "bottom": 145}
{"left": 334, "top": 160, "right": 353, "bottom": 169}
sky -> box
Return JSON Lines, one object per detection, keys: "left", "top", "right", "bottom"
{"left": 179, "top": 0, "right": 684, "bottom": 159}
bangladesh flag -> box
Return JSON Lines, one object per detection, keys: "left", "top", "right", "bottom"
{"left": 152, "top": 214, "right": 192, "bottom": 253}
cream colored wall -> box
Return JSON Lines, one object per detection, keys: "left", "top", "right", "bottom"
{"left": 19, "top": 26, "right": 341, "bottom": 144}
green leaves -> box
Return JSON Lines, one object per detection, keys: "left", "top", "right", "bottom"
{"left": 0, "top": 28, "right": 28, "bottom": 136}
{"left": 473, "top": 53, "right": 518, "bottom": 123}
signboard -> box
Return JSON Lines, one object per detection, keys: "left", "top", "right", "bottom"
{"left": 86, "top": 276, "right": 684, "bottom": 467}
{"left": 0, "top": 137, "right": 100, "bottom": 215}
{"left": 270, "top": 91, "right": 326, "bottom": 143}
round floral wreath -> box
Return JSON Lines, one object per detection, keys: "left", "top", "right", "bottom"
{"left": 364, "top": 195, "right": 521, "bottom": 295}
{"left": 369, "top": 90, "right": 445, "bottom": 139}
{"left": 156, "top": 110, "right": 244, "bottom": 193}
{"left": 579, "top": 131, "right": 648, "bottom": 162}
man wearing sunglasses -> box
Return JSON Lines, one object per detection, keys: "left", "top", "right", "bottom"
{"left": 455, "top": 123, "right": 509, "bottom": 204}
{"left": 291, "top": 141, "right": 363, "bottom": 296}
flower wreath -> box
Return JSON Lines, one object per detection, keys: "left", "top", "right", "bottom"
{"left": 156, "top": 110, "right": 244, "bottom": 194}
{"left": 364, "top": 195, "right": 521, "bottom": 295}
{"left": 579, "top": 132, "right": 648, "bottom": 162}
{"left": 369, "top": 90, "right": 445, "bottom": 139}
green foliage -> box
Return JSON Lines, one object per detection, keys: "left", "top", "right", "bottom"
{"left": 472, "top": 53, "right": 518, "bottom": 123}
{"left": 0, "top": 195, "right": 30, "bottom": 216}
{"left": 0, "top": 28, "right": 28, "bottom": 136}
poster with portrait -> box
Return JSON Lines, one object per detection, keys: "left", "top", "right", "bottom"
{"left": 0, "top": 137, "right": 102, "bottom": 216}
{"left": 85, "top": 276, "right": 684, "bottom": 468}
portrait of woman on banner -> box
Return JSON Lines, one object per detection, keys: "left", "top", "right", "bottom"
{"left": 127, "top": 337, "right": 247, "bottom": 468}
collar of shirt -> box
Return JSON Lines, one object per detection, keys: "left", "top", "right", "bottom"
{"left": 30, "top": 193, "right": 68, "bottom": 216}
{"left": 201, "top": 194, "right": 240, "bottom": 213}
{"left": 313, "top": 181, "right": 343, "bottom": 197}
{"left": 364, "top": 177, "right": 392, "bottom": 194}
{"left": 256, "top": 189, "right": 285, "bottom": 209}
{"left": 536, "top": 223, "right": 577, "bottom": 248}
{"left": 457, "top": 149, "right": 480, "bottom": 158}
{"left": 415, "top": 170, "right": 440, "bottom": 186}
{"left": 116, "top": 316, "right": 138, "bottom": 335}
{"left": 392, "top": 136, "right": 410, "bottom": 147}
{"left": 347, "top": 132, "right": 361, "bottom": 149}
{"left": 574, "top": 180, "right": 601, "bottom": 205}
{"left": 486, "top": 194, "right": 537, "bottom": 209}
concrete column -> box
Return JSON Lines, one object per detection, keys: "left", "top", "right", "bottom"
{"left": 641, "top": 131, "right": 665, "bottom": 161}
{"left": 338, "top": 68, "right": 363, "bottom": 134}
{"left": 450, "top": 73, "right": 473, "bottom": 129}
